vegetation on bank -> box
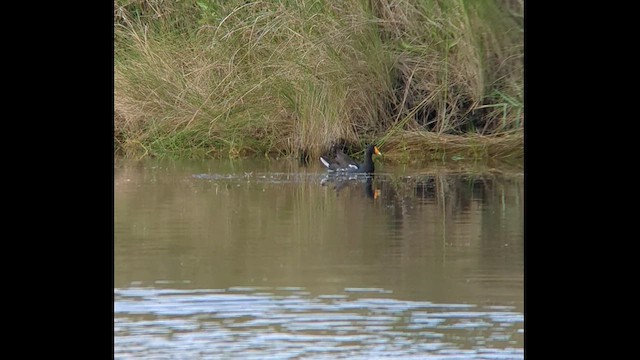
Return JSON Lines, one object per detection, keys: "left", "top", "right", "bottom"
{"left": 114, "top": 0, "right": 523, "bottom": 162}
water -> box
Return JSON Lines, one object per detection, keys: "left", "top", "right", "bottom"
{"left": 114, "top": 158, "right": 524, "bottom": 359}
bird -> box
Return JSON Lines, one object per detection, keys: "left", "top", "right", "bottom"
{"left": 322, "top": 148, "right": 358, "bottom": 170}
{"left": 320, "top": 144, "right": 382, "bottom": 173}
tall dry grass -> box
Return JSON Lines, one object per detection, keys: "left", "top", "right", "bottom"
{"left": 115, "top": 0, "right": 523, "bottom": 161}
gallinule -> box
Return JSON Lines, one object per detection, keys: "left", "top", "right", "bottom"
{"left": 320, "top": 144, "right": 382, "bottom": 173}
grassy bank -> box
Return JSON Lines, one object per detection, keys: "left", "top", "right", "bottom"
{"left": 114, "top": 0, "right": 523, "bottom": 162}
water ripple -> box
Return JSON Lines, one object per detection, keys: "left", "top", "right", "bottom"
{"left": 115, "top": 287, "right": 524, "bottom": 359}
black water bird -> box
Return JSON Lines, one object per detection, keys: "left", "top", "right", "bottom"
{"left": 320, "top": 144, "right": 382, "bottom": 173}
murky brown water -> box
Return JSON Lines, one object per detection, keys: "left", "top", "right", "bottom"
{"left": 114, "top": 158, "right": 524, "bottom": 359}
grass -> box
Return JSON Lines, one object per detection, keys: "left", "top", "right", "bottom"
{"left": 381, "top": 129, "right": 524, "bottom": 164}
{"left": 114, "top": 0, "right": 524, "bottom": 162}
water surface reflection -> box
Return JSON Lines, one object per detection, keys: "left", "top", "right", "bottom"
{"left": 115, "top": 286, "right": 523, "bottom": 359}
{"left": 115, "top": 159, "right": 524, "bottom": 358}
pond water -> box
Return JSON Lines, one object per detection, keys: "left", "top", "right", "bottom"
{"left": 114, "top": 158, "right": 524, "bottom": 359}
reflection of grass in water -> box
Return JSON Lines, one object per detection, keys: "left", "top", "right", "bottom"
{"left": 116, "top": 166, "right": 522, "bottom": 297}
{"left": 375, "top": 171, "right": 522, "bottom": 252}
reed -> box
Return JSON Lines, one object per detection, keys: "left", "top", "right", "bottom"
{"left": 115, "top": 0, "right": 523, "bottom": 161}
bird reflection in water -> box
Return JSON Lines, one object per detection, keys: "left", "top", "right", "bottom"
{"left": 320, "top": 174, "right": 380, "bottom": 200}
